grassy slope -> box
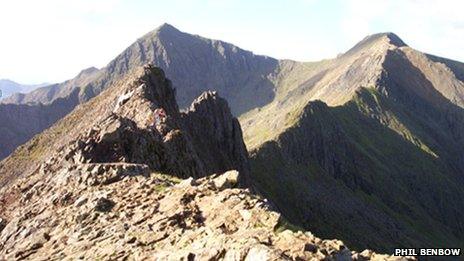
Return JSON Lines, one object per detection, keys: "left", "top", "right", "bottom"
{"left": 249, "top": 88, "right": 464, "bottom": 252}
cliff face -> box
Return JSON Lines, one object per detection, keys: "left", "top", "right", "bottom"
{"left": 182, "top": 91, "right": 250, "bottom": 185}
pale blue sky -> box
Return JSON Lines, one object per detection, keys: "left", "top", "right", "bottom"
{"left": 0, "top": 0, "right": 463, "bottom": 83}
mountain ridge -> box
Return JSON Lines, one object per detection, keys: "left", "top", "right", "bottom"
{"left": 244, "top": 36, "right": 464, "bottom": 251}
{"left": 1, "top": 24, "right": 464, "bottom": 254}
{"left": 0, "top": 80, "right": 48, "bottom": 101}
{"left": 0, "top": 64, "right": 411, "bottom": 260}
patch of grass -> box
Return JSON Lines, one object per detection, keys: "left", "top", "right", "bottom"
{"left": 274, "top": 216, "right": 305, "bottom": 234}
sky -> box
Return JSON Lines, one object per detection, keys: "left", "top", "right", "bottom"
{"left": 0, "top": 0, "right": 463, "bottom": 84}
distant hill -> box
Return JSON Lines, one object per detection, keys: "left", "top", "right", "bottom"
{"left": 0, "top": 67, "right": 99, "bottom": 105}
{"left": 0, "top": 79, "right": 48, "bottom": 100}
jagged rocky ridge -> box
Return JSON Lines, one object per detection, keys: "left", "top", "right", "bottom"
{"left": 0, "top": 65, "right": 248, "bottom": 191}
{"left": 0, "top": 65, "right": 407, "bottom": 260}
{"left": 43, "top": 65, "right": 249, "bottom": 181}
{"left": 2, "top": 25, "right": 464, "bottom": 254}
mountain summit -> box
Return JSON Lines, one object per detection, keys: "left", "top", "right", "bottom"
{"left": 363, "top": 32, "right": 407, "bottom": 47}
{"left": 153, "top": 22, "right": 181, "bottom": 34}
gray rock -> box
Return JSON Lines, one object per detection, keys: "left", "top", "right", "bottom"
{"left": 0, "top": 218, "right": 5, "bottom": 232}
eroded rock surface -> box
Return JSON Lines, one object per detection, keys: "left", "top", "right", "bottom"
{"left": 0, "top": 167, "right": 410, "bottom": 260}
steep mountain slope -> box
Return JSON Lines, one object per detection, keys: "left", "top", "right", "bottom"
{"left": 0, "top": 91, "right": 79, "bottom": 160}
{"left": 0, "top": 23, "right": 280, "bottom": 160}
{"left": 244, "top": 34, "right": 464, "bottom": 252}
{"left": 1, "top": 67, "right": 99, "bottom": 105}
{"left": 102, "top": 23, "right": 278, "bottom": 114}
{"left": 0, "top": 80, "right": 48, "bottom": 100}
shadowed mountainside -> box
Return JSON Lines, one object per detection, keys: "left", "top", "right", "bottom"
{"left": 245, "top": 35, "right": 464, "bottom": 251}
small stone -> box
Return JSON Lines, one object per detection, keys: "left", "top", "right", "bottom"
{"left": 245, "top": 244, "right": 276, "bottom": 260}
{"left": 94, "top": 197, "right": 115, "bottom": 212}
{"left": 0, "top": 217, "right": 6, "bottom": 232}
{"left": 74, "top": 196, "right": 88, "bottom": 207}
{"left": 177, "top": 177, "right": 197, "bottom": 188}
{"left": 213, "top": 170, "right": 239, "bottom": 190}
{"left": 239, "top": 209, "right": 252, "bottom": 221}
{"left": 75, "top": 212, "right": 90, "bottom": 223}
{"left": 304, "top": 243, "right": 318, "bottom": 253}
{"left": 126, "top": 236, "right": 136, "bottom": 244}
{"left": 360, "top": 249, "right": 373, "bottom": 258}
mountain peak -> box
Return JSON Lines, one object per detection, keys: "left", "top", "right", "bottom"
{"left": 155, "top": 23, "right": 180, "bottom": 34}
{"left": 344, "top": 32, "right": 407, "bottom": 56}
{"left": 139, "top": 23, "right": 182, "bottom": 41}
{"left": 76, "top": 66, "right": 99, "bottom": 78}
{"left": 366, "top": 32, "right": 407, "bottom": 47}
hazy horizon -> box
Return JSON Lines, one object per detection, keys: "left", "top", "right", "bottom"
{"left": 1, "top": 0, "right": 463, "bottom": 84}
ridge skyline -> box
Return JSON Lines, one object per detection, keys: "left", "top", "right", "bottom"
{"left": 2, "top": 23, "right": 461, "bottom": 86}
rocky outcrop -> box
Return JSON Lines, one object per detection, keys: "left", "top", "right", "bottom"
{"left": 0, "top": 23, "right": 277, "bottom": 161}
{"left": 0, "top": 64, "right": 250, "bottom": 209}
{"left": 30, "top": 65, "right": 249, "bottom": 184}
{"left": 0, "top": 165, "right": 409, "bottom": 260}
{"left": 182, "top": 91, "right": 250, "bottom": 185}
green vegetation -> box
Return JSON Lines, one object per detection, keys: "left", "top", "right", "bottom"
{"left": 274, "top": 216, "right": 305, "bottom": 234}
{"left": 249, "top": 87, "right": 464, "bottom": 252}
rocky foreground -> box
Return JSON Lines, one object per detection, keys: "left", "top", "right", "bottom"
{"left": 0, "top": 164, "right": 411, "bottom": 260}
